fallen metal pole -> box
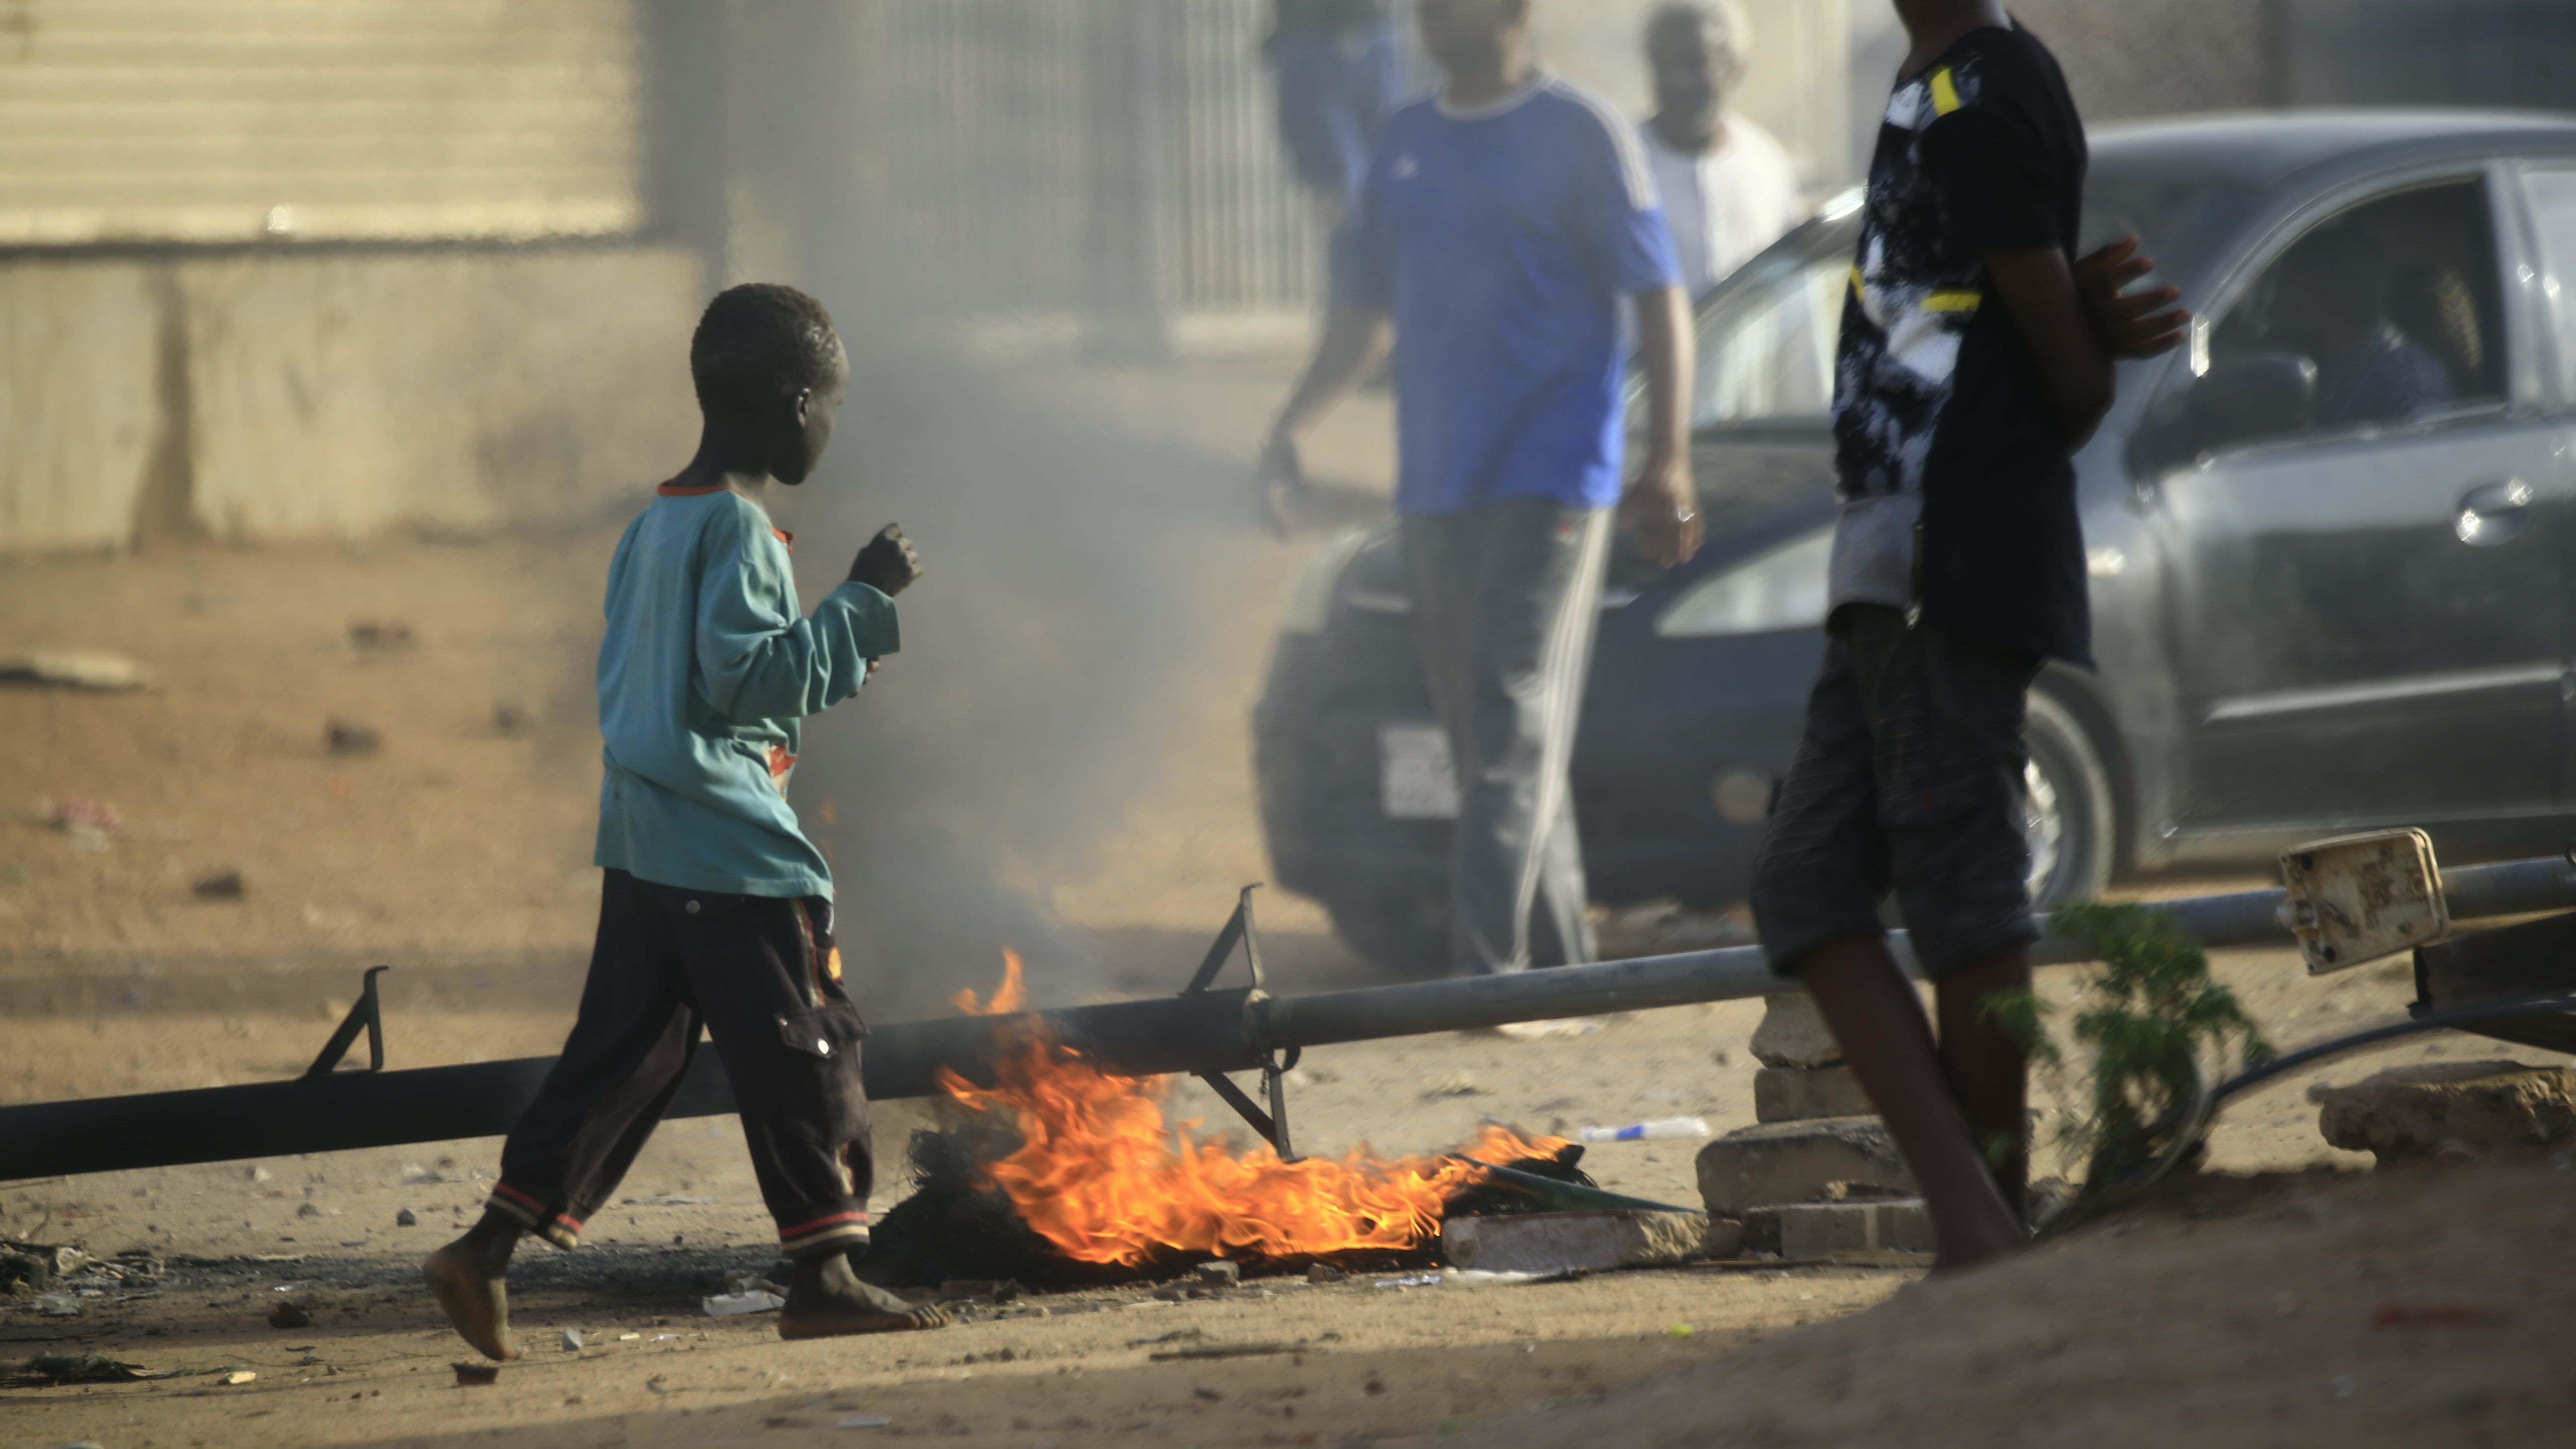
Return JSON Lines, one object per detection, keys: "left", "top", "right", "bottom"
{"left": 5, "top": 853, "right": 2573, "bottom": 1184}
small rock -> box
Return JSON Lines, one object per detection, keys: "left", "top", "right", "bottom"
{"left": 1426, "top": 1071, "right": 1485, "bottom": 1098}
{"left": 1695, "top": 1116, "right": 1913, "bottom": 1219}
{"left": 2315, "top": 1061, "right": 2576, "bottom": 1162}
{"left": 561, "top": 1329, "right": 585, "bottom": 1351}
{"left": 1749, "top": 994, "right": 1842, "bottom": 1069}
{"left": 1442, "top": 1209, "right": 1712, "bottom": 1274}
{"left": 1193, "top": 1384, "right": 1224, "bottom": 1401}
{"left": 325, "top": 721, "right": 381, "bottom": 757}
{"left": 247, "top": 1165, "right": 271, "bottom": 1183}
{"left": 395, "top": 1209, "right": 417, "bottom": 1227}
{"left": 1194, "top": 1260, "right": 1240, "bottom": 1286}
{"left": 296, "top": 1202, "right": 323, "bottom": 1218}
{"left": 1754, "top": 1065, "right": 1873, "bottom": 1124}
{"left": 347, "top": 621, "right": 415, "bottom": 651}
{"left": 192, "top": 869, "right": 247, "bottom": 901}
{"left": 455, "top": 1363, "right": 499, "bottom": 1387}
{"left": 1769, "top": 1198, "right": 1934, "bottom": 1259}
{"left": 221, "top": 1370, "right": 258, "bottom": 1386}
{"left": 1307, "top": 1263, "right": 1346, "bottom": 1285}
{"left": 269, "top": 1300, "right": 312, "bottom": 1329}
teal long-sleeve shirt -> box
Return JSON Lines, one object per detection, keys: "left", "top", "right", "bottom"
{"left": 592, "top": 484, "right": 899, "bottom": 899}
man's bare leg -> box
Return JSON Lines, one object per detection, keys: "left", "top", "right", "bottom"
{"left": 778, "top": 1251, "right": 952, "bottom": 1339}
{"left": 423, "top": 1212, "right": 526, "bottom": 1361}
{"left": 1797, "top": 937, "right": 2023, "bottom": 1271}
{"left": 1936, "top": 944, "right": 2034, "bottom": 1221}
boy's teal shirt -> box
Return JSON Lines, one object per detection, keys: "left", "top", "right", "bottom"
{"left": 593, "top": 484, "right": 898, "bottom": 900}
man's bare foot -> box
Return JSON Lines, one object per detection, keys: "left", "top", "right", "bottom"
{"left": 778, "top": 1253, "right": 951, "bottom": 1340}
{"left": 424, "top": 1222, "right": 522, "bottom": 1362}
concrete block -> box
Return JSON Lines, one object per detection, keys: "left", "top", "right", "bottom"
{"left": 2315, "top": 1061, "right": 2576, "bottom": 1162}
{"left": 1749, "top": 994, "right": 1842, "bottom": 1069}
{"left": 1754, "top": 1065, "right": 1873, "bottom": 1123}
{"left": 1442, "top": 1209, "right": 1713, "bottom": 1275}
{"left": 1694, "top": 1116, "right": 1914, "bottom": 1220}
{"left": 1772, "top": 1199, "right": 1933, "bottom": 1259}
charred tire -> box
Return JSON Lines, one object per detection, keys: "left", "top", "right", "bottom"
{"left": 2024, "top": 689, "right": 2116, "bottom": 909}
{"left": 1323, "top": 889, "right": 1449, "bottom": 978}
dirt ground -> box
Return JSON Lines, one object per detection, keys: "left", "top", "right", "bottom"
{"left": 5, "top": 348, "right": 2572, "bottom": 1448}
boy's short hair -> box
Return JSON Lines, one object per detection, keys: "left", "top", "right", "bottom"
{"left": 689, "top": 283, "right": 846, "bottom": 414}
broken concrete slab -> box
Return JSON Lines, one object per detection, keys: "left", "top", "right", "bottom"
{"left": 2314, "top": 1060, "right": 2576, "bottom": 1162}
{"left": 1749, "top": 994, "right": 1842, "bottom": 1069}
{"left": 1694, "top": 1116, "right": 1914, "bottom": 1220}
{"left": 1771, "top": 1199, "right": 1933, "bottom": 1260}
{"left": 1754, "top": 1065, "right": 1872, "bottom": 1123}
{"left": 1442, "top": 1209, "right": 1713, "bottom": 1275}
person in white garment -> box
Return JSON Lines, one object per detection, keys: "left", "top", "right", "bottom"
{"left": 1639, "top": 1, "right": 1802, "bottom": 298}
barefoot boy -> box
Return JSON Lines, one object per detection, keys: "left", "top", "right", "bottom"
{"left": 427, "top": 284, "right": 948, "bottom": 1357}
{"left": 1746, "top": 1, "right": 2183, "bottom": 1269}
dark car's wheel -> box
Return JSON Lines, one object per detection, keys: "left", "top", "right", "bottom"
{"left": 2024, "top": 690, "right": 2115, "bottom": 909}
{"left": 1323, "top": 889, "right": 1449, "bottom": 978}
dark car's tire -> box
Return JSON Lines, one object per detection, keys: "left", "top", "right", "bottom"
{"left": 1323, "top": 889, "right": 1449, "bottom": 978}
{"left": 2025, "top": 690, "right": 2116, "bottom": 909}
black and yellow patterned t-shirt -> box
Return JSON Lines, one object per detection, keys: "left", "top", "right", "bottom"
{"left": 1826, "top": 23, "right": 2092, "bottom": 666}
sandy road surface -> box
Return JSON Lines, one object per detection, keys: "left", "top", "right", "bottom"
{"left": 5, "top": 347, "right": 2573, "bottom": 1446}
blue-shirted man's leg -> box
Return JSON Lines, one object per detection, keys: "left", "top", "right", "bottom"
{"left": 1406, "top": 498, "right": 1609, "bottom": 975}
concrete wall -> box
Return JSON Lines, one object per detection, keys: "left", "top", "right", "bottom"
{"left": 0, "top": 245, "right": 703, "bottom": 554}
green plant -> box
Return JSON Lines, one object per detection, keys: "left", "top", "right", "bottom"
{"left": 1984, "top": 901, "right": 2274, "bottom": 1186}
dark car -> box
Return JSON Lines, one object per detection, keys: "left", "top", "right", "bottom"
{"left": 1255, "top": 111, "right": 2576, "bottom": 972}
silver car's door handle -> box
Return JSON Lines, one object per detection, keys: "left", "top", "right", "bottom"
{"left": 2455, "top": 477, "right": 2535, "bottom": 546}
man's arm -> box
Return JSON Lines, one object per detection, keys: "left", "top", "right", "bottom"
{"left": 1257, "top": 305, "right": 1388, "bottom": 532}
{"left": 1622, "top": 284, "right": 1701, "bottom": 567}
{"left": 1984, "top": 248, "right": 2116, "bottom": 451}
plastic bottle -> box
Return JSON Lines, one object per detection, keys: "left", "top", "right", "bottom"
{"left": 1578, "top": 1117, "right": 1711, "bottom": 1144}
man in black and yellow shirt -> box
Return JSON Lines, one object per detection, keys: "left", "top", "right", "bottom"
{"left": 1750, "top": 0, "right": 2185, "bottom": 1270}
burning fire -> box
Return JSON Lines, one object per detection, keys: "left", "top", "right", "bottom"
{"left": 937, "top": 954, "right": 1572, "bottom": 1267}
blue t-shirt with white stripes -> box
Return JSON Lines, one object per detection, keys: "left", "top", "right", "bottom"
{"left": 1332, "top": 76, "right": 1679, "bottom": 516}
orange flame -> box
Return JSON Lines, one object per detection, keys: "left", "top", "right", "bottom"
{"left": 936, "top": 954, "right": 1572, "bottom": 1267}
{"left": 951, "top": 949, "right": 1027, "bottom": 1016}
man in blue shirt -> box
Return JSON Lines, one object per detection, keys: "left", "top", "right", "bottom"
{"left": 1262, "top": 0, "right": 1701, "bottom": 980}
{"left": 425, "top": 285, "right": 949, "bottom": 1359}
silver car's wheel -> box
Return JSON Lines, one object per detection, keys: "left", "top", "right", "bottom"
{"left": 2023, "top": 691, "right": 2115, "bottom": 909}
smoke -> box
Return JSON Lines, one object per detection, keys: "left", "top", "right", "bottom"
{"left": 775, "top": 339, "right": 1254, "bottom": 1021}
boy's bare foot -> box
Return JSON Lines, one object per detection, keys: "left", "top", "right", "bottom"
{"left": 424, "top": 1219, "right": 524, "bottom": 1362}
{"left": 778, "top": 1253, "right": 952, "bottom": 1339}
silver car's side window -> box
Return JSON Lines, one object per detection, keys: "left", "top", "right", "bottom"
{"left": 2515, "top": 166, "right": 2576, "bottom": 402}
{"left": 1690, "top": 251, "right": 1849, "bottom": 430}
{"left": 2198, "top": 178, "right": 2504, "bottom": 452}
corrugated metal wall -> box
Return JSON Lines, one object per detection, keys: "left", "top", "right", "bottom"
{"left": 0, "top": 0, "right": 644, "bottom": 246}
{"left": 868, "top": 0, "right": 1337, "bottom": 325}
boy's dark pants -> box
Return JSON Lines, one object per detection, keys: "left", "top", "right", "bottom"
{"left": 485, "top": 869, "right": 874, "bottom": 1261}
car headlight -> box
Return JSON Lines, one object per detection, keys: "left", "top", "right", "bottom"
{"left": 1653, "top": 528, "right": 1834, "bottom": 639}
{"left": 1276, "top": 528, "right": 1371, "bottom": 637}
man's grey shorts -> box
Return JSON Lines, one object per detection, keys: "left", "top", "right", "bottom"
{"left": 1749, "top": 604, "right": 2043, "bottom": 982}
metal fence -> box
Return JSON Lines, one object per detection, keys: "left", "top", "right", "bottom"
{"left": 869, "top": 0, "right": 1353, "bottom": 334}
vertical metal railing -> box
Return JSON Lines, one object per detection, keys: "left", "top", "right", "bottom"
{"left": 868, "top": 0, "right": 1369, "bottom": 331}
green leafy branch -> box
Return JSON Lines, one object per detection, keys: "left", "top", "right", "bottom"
{"left": 1984, "top": 901, "right": 2274, "bottom": 1186}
